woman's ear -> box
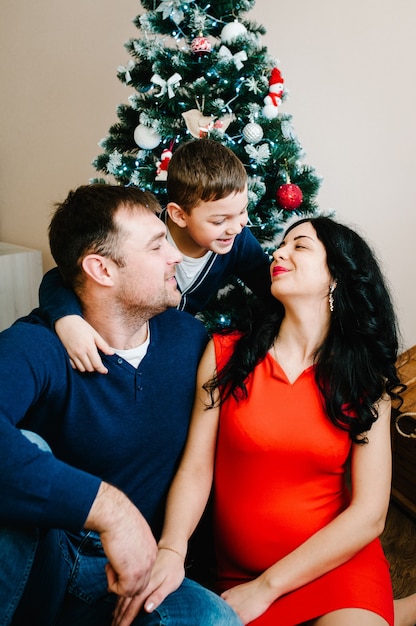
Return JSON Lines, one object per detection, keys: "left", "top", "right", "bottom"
{"left": 81, "top": 255, "right": 114, "bottom": 286}
{"left": 166, "top": 202, "right": 188, "bottom": 228}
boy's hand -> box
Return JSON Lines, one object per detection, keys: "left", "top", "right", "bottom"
{"left": 55, "top": 315, "right": 114, "bottom": 374}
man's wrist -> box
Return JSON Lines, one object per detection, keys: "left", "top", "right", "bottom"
{"left": 85, "top": 482, "right": 131, "bottom": 532}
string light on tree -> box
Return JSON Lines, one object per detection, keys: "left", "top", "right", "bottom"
{"left": 92, "top": 0, "right": 322, "bottom": 330}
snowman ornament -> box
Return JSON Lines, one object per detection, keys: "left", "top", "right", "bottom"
{"left": 155, "top": 148, "right": 172, "bottom": 181}
{"left": 262, "top": 68, "right": 285, "bottom": 120}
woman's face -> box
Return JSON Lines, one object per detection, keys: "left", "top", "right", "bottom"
{"left": 270, "top": 221, "right": 333, "bottom": 307}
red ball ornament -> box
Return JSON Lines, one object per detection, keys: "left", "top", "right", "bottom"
{"left": 191, "top": 35, "right": 212, "bottom": 57}
{"left": 276, "top": 183, "right": 303, "bottom": 210}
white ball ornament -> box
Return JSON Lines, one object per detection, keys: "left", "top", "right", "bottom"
{"left": 220, "top": 20, "right": 247, "bottom": 44}
{"left": 242, "top": 122, "right": 264, "bottom": 144}
{"left": 133, "top": 124, "right": 162, "bottom": 150}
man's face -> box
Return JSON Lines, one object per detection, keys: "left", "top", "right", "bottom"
{"left": 113, "top": 207, "right": 183, "bottom": 317}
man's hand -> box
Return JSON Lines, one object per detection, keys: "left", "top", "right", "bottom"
{"left": 111, "top": 546, "right": 186, "bottom": 626}
{"left": 85, "top": 482, "right": 158, "bottom": 597}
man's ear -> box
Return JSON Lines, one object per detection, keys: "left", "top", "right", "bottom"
{"left": 81, "top": 255, "right": 114, "bottom": 286}
{"left": 166, "top": 202, "right": 188, "bottom": 228}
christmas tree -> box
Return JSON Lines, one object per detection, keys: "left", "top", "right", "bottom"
{"left": 92, "top": 0, "right": 321, "bottom": 330}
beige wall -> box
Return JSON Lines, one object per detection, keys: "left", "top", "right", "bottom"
{"left": 1, "top": 0, "right": 415, "bottom": 348}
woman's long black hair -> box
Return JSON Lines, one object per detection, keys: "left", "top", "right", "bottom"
{"left": 204, "top": 217, "right": 405, "bottom": 443}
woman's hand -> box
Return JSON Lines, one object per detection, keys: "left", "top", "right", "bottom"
{"left": 221, "top": 576, "right": 276, "bottom": 625}
{"left": 55, "top": 315, "right": 114, "bottom": 373}
{"left": 111, "top": 547, "right": 185, "bottom": 626}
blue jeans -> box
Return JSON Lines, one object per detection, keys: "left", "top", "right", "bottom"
{"left": 0, "top": 431, "right": 51, "bottom": 626}
{"left": 0, "top": 526, "right": 40, "bottom": 626}
{"left": 3, "top": 527, "right": 241, "bottom": 626}
{"left": 55, "top": 577, "right": 240, "bottom": 625}
{"left": 0, "top": 432, "right": 242, "bottom": 626}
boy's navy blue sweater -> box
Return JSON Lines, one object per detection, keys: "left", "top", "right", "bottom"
{"left": 174, "top": 225, "right": 272, "bottom": 315}
{"left": 0, "top": 308, "right": 207, "bottom": 537}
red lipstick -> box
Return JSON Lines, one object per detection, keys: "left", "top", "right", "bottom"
{"left": 272, "top": 265, "right": 289, "bottom": 276}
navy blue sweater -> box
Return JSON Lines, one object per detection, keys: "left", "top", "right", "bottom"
{"left": 0, "top": 308, "right": 207, "bottom": 537}
{"left": 39, "top": 225, "right": 272, "bottom": 322}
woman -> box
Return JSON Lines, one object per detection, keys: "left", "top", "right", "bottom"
{"left": 114, "top": 217, "right": 404, "bottom": 626}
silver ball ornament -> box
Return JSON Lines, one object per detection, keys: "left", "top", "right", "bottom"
{"left": 242, "top": 122, "right": 264, "bottom": 144}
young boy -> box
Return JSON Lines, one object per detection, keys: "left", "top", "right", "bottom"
{"left": 39, "top": 139, "right": 272, "bottom": 372}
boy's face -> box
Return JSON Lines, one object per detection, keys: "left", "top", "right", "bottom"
{"left": 170, "top": 187, "right": 249, "bottom": 256}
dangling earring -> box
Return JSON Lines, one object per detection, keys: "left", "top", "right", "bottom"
{"left": 329, "top": 282, "right": 337, "bottom": 312}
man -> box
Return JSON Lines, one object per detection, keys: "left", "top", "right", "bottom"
{"left": 0, "top": 184, "right": 241, "bottom": 626}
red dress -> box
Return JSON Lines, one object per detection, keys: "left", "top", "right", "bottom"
{"left": 212, "top": 334, "right": 393, "bottom": 626}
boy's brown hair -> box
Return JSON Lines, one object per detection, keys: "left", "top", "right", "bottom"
{"left": 166, "top": 138, "right": 247, "bottom": 214}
